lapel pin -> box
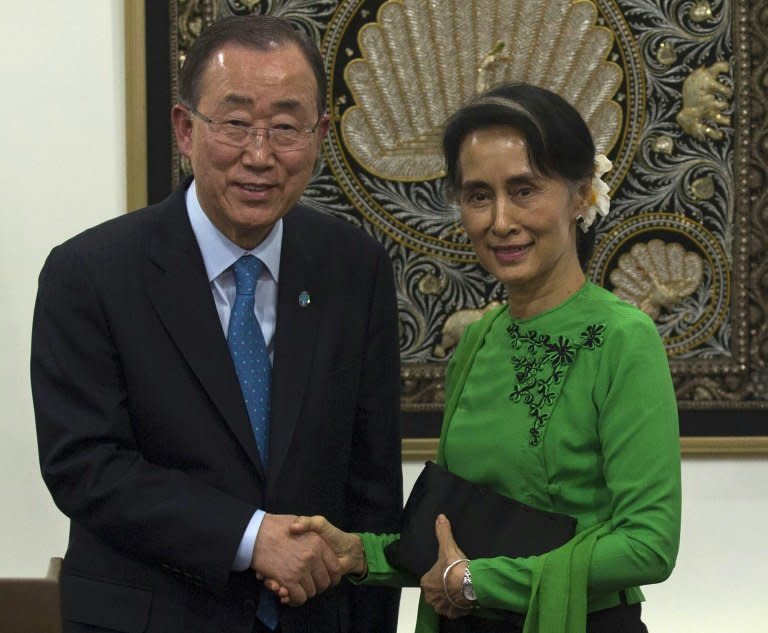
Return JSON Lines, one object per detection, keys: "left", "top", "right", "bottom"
{"left": 298, "top": 290, "right": 311, "bottom": 307}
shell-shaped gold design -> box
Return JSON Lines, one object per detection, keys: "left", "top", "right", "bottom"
{"left": 341, "top": 0, "right": 624, "bottom": 182}
{"left": 610, "top": 239, "right": 704, "bottom": 320}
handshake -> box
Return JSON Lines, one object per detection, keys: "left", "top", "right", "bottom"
{"left": 251, "top": 513, "right": 474, "bottom": 619}
{"left": 250, "top": 514, "right": 365, "bottom": 607}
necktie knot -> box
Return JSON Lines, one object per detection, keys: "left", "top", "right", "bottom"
{"left": 232, "top": 255, "right": 264, "bottom": 296}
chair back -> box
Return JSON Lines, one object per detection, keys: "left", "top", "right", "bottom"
{"left": 0, "top": 558, "right": 62, "bottom": 633}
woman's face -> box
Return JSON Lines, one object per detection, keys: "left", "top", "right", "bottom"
{"left": 458, "top": 125, "right": 587, "bottom": 308}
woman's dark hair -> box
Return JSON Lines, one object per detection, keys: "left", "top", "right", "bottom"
{"left": 442, "top": 83, "right": 598, "bottom": 267}
{"left": 178, "top": 15, "right": 327, "bottom": 115}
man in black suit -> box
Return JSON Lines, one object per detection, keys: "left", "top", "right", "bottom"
{"left": 31, "top": 15, "right": 402, "bottom": 633}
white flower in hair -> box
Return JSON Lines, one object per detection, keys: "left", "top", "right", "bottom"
{"left": 580, "top": 154, "right": 613, "bottom": 233}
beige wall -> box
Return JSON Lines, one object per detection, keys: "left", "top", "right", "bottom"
{"left": 1, "top": 3, "right": 766, "bottom": 632}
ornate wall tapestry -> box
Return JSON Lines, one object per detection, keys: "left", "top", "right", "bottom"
{"left": 158, "top": 0, "right": 768, "bottom": 445}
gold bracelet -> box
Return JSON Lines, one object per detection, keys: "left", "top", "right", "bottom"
{"left": 441, "top": 558, "right": 470, "bottom": 609}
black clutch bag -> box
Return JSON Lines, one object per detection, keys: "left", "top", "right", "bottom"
{"left": 385, "top": 461, "right": 576, "bottom": 578}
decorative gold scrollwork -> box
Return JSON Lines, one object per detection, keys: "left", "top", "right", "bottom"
{"left": 177, "top": 0, "right": 208, "bottom": 69}
{"left": 234, "top": 0, "right": 261, "bottom": 9}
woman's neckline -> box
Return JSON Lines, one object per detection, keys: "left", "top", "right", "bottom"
{"left": 506, "top": 280, "right": 591, "bottom": 323}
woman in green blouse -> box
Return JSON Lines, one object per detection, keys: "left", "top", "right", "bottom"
{"left": 274, "top": 83, "right": 681, "bottom": 633}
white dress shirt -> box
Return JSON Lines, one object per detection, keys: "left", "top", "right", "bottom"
{"left": 186, "top": 180, "right": 282, "bottom": 571}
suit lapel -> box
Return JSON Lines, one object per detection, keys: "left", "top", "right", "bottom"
{"left": 268, "top": 209, "right": 320, "bottom": 486}
{"left": 143, "top": 186, "right": 265, "bottom": 477}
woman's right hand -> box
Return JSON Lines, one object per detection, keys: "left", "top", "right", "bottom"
{"left": 263, "top": 515, "right": 367, "bottom": 602}
{"left": 290, "top": 515, "right": 367, "bottom": 576}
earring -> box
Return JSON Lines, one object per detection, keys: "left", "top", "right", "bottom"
{"left": 575, "top": 214, "right": 585, "bottom": 225}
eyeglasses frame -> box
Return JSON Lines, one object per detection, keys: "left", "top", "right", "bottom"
{"left": 181, "top": 104, "right": 325, "bottom": 152}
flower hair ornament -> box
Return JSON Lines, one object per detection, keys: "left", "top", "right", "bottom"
{"left": 577, "top": 154, "right": 613, "bottom": 232}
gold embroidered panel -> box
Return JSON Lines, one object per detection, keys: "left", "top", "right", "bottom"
{"left": 169, "top": 0, "right": 768, "bottom": 419}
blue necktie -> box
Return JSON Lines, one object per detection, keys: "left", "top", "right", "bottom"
{"left": 228, "top": 255, "right": 271, "bottom": 465}
{"left": 227, "top": 255, "right": 279, "bottom": 630}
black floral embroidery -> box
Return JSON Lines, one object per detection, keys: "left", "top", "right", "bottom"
{"left": 507, "top": 321, "right": 606, "bottom": 446}
{"left": 538, "top": 382, "right": 556, "bottom": 405}
{"left": 545, "top": 336, "right": 575, "bottom": 367}
{"left": 581, "top": 324, "right": 606, "bottom": 350}
{"left": 510, "top": 382, "right": 535, "bottom": 404}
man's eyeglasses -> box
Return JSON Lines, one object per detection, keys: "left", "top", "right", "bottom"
{"left": 183, "top": 106, "right": 322, "bottom": 152}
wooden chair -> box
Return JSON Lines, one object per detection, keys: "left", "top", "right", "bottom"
{"left": 0, "top": 558, "right": 62, "bottom": 633}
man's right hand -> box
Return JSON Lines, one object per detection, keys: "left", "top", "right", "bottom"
{"left": 251, "top": 513, "right": 342, "bottom": 606}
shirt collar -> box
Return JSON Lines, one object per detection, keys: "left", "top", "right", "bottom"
{"left": 186, "top": 180, "right": 282, "bottom": 283}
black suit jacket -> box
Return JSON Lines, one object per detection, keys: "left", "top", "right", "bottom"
{"left": 31, "top": 182, "right": 403, "bottom": 633}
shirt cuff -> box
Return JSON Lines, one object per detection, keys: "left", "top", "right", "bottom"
{"left": 232, "top": 509, "right": 266, "bottom": 571}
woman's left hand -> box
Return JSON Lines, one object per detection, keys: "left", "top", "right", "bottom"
{"left": 420, "top": 514, "right": 474, "bottom": 618}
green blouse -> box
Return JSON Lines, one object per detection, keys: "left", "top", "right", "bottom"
{"left": 360, "top": 282, "right": 681, "bottom": 632}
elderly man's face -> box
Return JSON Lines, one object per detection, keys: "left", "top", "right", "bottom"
{"left": 173, "top": 43, "right": 328, "bottom": 249}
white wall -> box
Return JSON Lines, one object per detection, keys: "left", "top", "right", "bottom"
{"left": 1, "top": 4, "right": 766, "bottom": 632}
{"left": 0, "top": 1, "right": 126, "bottom": 575}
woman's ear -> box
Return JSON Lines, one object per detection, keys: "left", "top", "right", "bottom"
{"left": 572, "top": 178, "right": 592, "bottom": 219}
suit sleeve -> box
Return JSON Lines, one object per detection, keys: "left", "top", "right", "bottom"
{"left": 345, "top": 244, "right": 403, "bottom": 633}
{"left": 31, "top": 245, "right": 255, "bottom": 592}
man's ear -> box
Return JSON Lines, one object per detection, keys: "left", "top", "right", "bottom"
{"left": 171, "top": 105, "right": 193, "bottom": 158}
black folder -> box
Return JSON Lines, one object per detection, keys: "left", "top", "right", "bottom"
{"left": 385, "top": 461, "right": 576, "bottom": 577}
